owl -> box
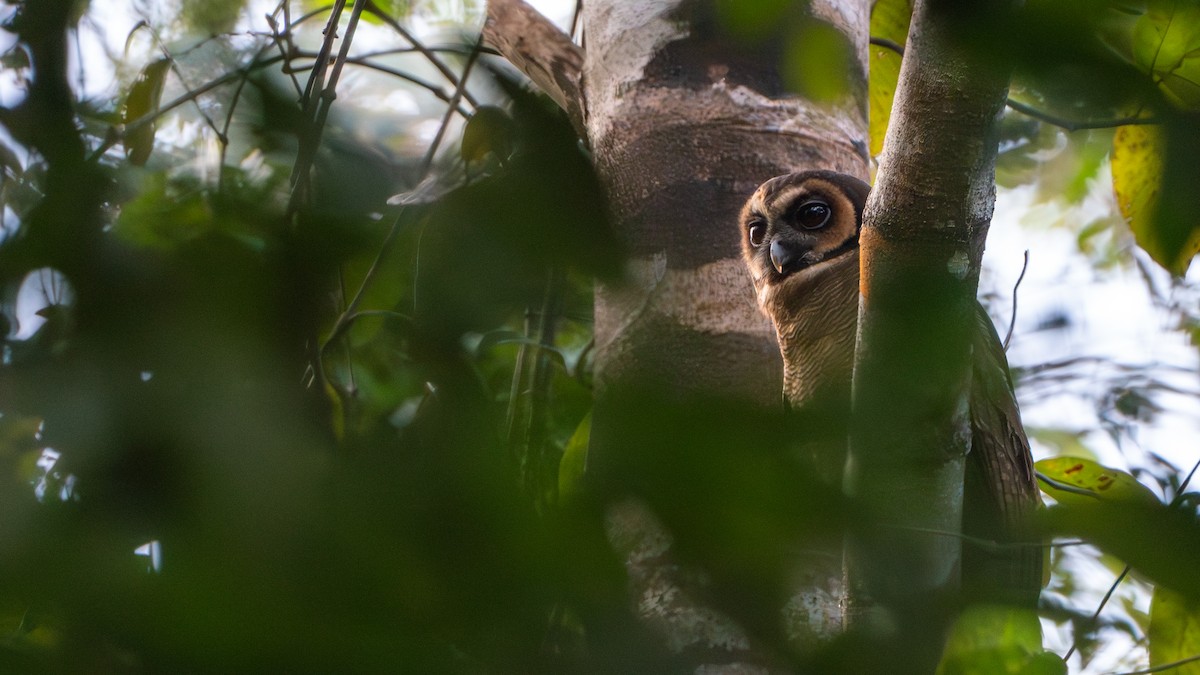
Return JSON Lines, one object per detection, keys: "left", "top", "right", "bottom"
{"left": 739, "top": 170, "right": 1041, "bottom": 605}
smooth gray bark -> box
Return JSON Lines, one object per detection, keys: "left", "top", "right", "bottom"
{"left": 487, "top": 0, "right": 870, "bottom": 667}
{"left": 846, "top": 0, "right": 1016, "bottom": 670}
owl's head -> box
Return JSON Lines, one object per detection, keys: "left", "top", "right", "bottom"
{"left": 738, "top": 170, "right": 870, "bottom": 311}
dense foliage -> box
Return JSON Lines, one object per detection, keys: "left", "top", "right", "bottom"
{"left": 0, "top": 0, "right": 1197, "bottom": 673}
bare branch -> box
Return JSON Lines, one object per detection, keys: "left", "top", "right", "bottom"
{"left": 1004, "top": 250, "right": 1029, "bottom": 350}
{"left": 484, "top": 0, "right": 585, "bottom": 137}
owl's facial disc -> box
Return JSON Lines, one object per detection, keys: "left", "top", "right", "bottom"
{"left": 739, "top": 171, "right": 868, "bottom": 292}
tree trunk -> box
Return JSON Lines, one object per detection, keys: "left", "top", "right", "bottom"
{"left": 488, "top": 0, "right": 869, "bottom": 667}
{"left": 582, "top": 0, "right": 868, "bottom": 665}
{"left": 845, "top": 0, "right": 1016, "bottom": 671}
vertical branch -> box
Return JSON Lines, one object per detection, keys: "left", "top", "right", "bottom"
{"left": 288, "top": 0, "right": 352, "bottom": 213}
{"left": 846, "top": 0, "right": 1017, "bottom": 670}
{"left": 0, "top": 0, "right": 103, "bottom": 281}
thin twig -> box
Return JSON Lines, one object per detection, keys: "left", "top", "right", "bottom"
{"left": 265, "top": 1, "right": 304, "bottom": 96}
{"left": 1037, "top": 472, "right": 1102, "bottom": 499}
{"left": 338, "top": 268, "right": 357, "bottom": 397}
{"left": 418, "top": 42, "right": 481, "bottom": 176}
{"left": 1113, "top": 653, "right": 1200, "bottom": 675}
{"left": 529, "top": 268, "right": 564, "bottom": 507}
{"left": 298, "top": 0, "right": 346, "bottom": 117}
{"left": 1004, "top": 250, "right": 1029, "bottom": 350}
{"left": 569, "top": 0, "right": 583, "bottom": 41}
{"left": 1065, "top": 566, "right": 1131, "bottom": 662}
{"left": 869, "top": 36, "right": 1159, "bottom": 132}
{"left": 148, "top": 26, "right": 227, "bottom": 143}
{"left": 885, "top": 524, "right": 1086, "bottom": 552}
{"left": 288, "top": 0, "right": 352, "bottom": 210}
{"left": 869, "top": 36, "right": 905, "bottom": 56}
{"left": 318, "top": 207, "right": 409, "bottom": 361}
{"left": 1004, "top": 98, "right": 1158, "bottom": 132}
{"left": 364, "top": 1, "right": 481, "bottom": 109}
{"left": 90, "top": 43, "right": 473, "bottom": 165}
{"left": 1173, "top": 456, "right": 1200, "bottom": 500}
{"left": 88, "top": 62, "right": 273, "bottom": 162}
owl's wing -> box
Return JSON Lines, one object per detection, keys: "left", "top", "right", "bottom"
{"left": 962, "top": 303, "right": 1043, "bottom": 606}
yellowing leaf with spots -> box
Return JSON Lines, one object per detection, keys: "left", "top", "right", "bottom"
{"left": 1150, "top": 586, "right": 1200, "bottom": 675}
{"left": 869, "top": 0, "right": 910, "bottom": 157}
{"left": 1111, "top": 124, "right": 1200, "bottom": 275}
{"left": 1035, "top": 456, "right": 1159, "bottom": 505}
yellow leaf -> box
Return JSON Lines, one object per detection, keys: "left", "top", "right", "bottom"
{"left": 1150, "top": 586, "right": 1200, "bottom": 675}
{"left": 869, "top": 0, "right": 910, "bottom": 156}
{"left": 1111, "top": 124, "right": 1200, "bottom": 275}
{"left": 1035, "top": 456, "right": 1159, "bottom": 505}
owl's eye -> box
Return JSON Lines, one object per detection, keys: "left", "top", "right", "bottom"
{"left": 796, "top": 201, "right": 831, "bottom": 230}
{"left": 748, "top": 222, "right": 766, "bottom": 247}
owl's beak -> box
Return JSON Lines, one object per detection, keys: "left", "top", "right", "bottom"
{"left": 770, "top": 239, "right": 804, "bottom": 275}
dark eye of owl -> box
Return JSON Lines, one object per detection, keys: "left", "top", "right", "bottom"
{"left": 796, "top": 201, "right": 831, "bottom": 230}
{"left": 748, "top": 221, "right": 766, "bottom": 247}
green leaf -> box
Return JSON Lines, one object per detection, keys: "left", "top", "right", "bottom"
{"left": 1035, "top": 456, "right": 1160, "bottom": 505}
{"left": 557, "top": 412, "right": 590, "bottom": 504}
{"left": 112, "top": 173, "right": 213, "bottom": 248}
{"left": 181, "top": 0, "right": 246, "bottom": 35}
{"left": 1150, "top": 586, "right": 1200, "bottom": 675}
{"left": 715, "top": 0, "right": 792, "bottom": 39}
{"left": 120, "top": 58, "right": 171, "bottom": 166}
{"left": 1041, "top": 500, "right": 1200, "bottom": 601}
{"left": 1111, "top": 124, "right": 1200, "bottom": 274}
{"left": 1133, "top": 0, "right": 1200, "bottom": 108}
{"left": 360, "top": 0, "right": 414, "bottom": 26}
{"left": 869, "top": 0, "right": 911, "bottom": 156}
{"left": 784, "top": 19, "right": 855, "bottom": 102}
{"left": 936, "top": 605, "right": 1064, "bottom": 675}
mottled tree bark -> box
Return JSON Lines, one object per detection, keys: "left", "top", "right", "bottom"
{"left": 583, "top": 2, "right": 868, "bottom": 666}
{"left": 845, "top": 0, "right": 1017, "bottom": 671}
{"left": 487, "top": 0, "right": 869, "bottom": 668}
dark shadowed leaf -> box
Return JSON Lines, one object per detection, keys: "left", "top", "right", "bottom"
{"left": 461, "top": 105, "right": 515, "bottom": 166}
